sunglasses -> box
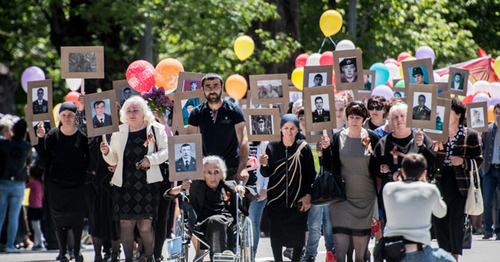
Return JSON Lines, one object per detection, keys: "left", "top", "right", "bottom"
{"left": 368, "top": 105, "right": 384, "bottom": 110}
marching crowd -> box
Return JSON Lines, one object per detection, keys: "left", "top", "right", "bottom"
{"left": 0, "top": 73, "right": 499, "bottom": 262}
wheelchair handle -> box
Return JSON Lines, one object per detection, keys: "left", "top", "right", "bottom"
{"left": 180, "top": 189, "right": 190, "bottom": 203}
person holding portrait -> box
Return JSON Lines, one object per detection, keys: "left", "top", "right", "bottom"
{"left": 363, "top": 96, "right": 387, "bottom": 131}
{"left": 100, "top": 96, "right": 168, "bottom": 262}
{"left": 318, "top": 102, "right": 379, "bottom": 262}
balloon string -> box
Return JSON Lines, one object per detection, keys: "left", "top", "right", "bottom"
{"left": 237, "top": 63, "right": 242, "bottom": 74}
{"left": 318, "top": 37, "right": 327, "bottom": 53}
{"left": 328, "top": 37, "right": 336, "bottom": 49}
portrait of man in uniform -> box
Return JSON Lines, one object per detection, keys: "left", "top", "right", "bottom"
{"left": 175, "top": 143, "right": 197, "bottom": 172}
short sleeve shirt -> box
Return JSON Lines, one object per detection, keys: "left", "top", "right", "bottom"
{"left": 188, "top": 100, "right": 245, "bottom": 168}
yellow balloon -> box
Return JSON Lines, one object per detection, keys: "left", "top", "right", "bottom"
{"left": 53, "top": 103, "right": 62, "bottom": 127}
{"left": 319, "top": 10, "right": 343, "bottom": 37}
{"left": 494, "top": 56, "right": 500, "bottom": 77}
{"left": 399, "top": 56, "right": 416, "bottom": 79}
{"left": 226, "top": 74, "right": 248, "bottom": 100}
{"left": 291, "top": 67, "right": 304, "bottom": 90}
{"left": 234, "top": 35, "right": 254, "bottom": 61}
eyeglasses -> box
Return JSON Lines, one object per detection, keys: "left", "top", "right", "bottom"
{"left": 368, "top": 105, "right": 384, "bottom": 110}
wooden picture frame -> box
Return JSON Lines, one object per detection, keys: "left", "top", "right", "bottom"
{"left": 27, "top": 79, "right": 53, "bottom": 121}
{"left": 249, "top": 74, "right": 289, "bottom": 106}
{"left": 304, "top": 86, "right": 336, "bottom": 135}
{"left": 168, "top": 134, "right": 204, "bottom": 182}
{"left": 173, "top": 90, "right": 206, "bottom": 135}
{"left": 402, "top": 58, "right": 434, "bottom": 88}
{"left": 423, "top": 98, "right": 451, "bottom": 142}
{"left": 437, "top": 83, "right": 451, "bottom": 99}
{"left": 333, "top": 49, "right": 364, "bottom": 91}
{"left": 61, "top": 46, "right": 105, "bottom": 79}
{"left": 466, "top": 101, "right": 488, "bottom": 132}
{"left": 83, "top": 90, "right": 119, "bottom": 137}
{"left": 243, "top": 108, "right": 281, "bottom": 142}
{"left": 113, "top": 80, "right": 140, "bottom": 106}
{"left": 406, "top": 84, "right": 438, "bottom": 129}
{"left": 177, "top": 72, "right": 205, "bottom": 93}
{"left": 303, "top": 65, "right": 333, "bottom": 89}
{"left": 448, "top": 67, "right": 469, "bottom": 96}
{"left": 24, "top": 107, "right": 56, "bottom": 146}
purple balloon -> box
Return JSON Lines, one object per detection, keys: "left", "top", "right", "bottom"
{"left": 21, "top": 66, "right": 46, "bottom": 93}
{"left": 415, "top": 46, "right": 435, "bottom": 64}
{"left": 371, "top": 85, "right": 394, "bottom": 100}
{"left": 490, "top": 97, "right": 500, "bottom": 107}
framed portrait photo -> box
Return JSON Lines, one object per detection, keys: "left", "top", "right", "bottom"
{"left": 304, "top": 86, "right": 336, "bottom": 136}
{"left": 113, "top": 80, "right": 140, "bottom": 106}
{"left": 466, "top": 101, "right": 488, "bottom": 132}
{"left": 27, "top": 79, "right": 53, "bottom": 121}
{"left": 423, "top": 98, "right": 451, "bottom": 142}
{"left": 406, "top": 84, "right": 438, "bottom": 129}
{"left": 173, "top": 90, "right": 206, "bottom": 135}
{"left": 83, "top": 90, "right": 119, "bottom": 137}
{"left": 402, "top": 58, "right": 434, "bottom": 88}
{"left": 24, "top": 107, "right": 56, "bottom": 146}
{"left": 355, "top": 70, "right": 375, "bottom": 101}
{"left": 168, "top": 134, "right": 204, "bottom": 181}
{"left": 448, "top": 67, "right": 469, "bottom": 96}
{"left": 333, "top": 49, "right": 364, "bottom": 91}
{"left": 243, "top": 108, "right": 280, "bottom": 142}
{"left": 177, "top": 72, "right": 205, "bottom": 93}
{"left": 61, "top": 46, "right": 104, "bottom": 79}
{"left": 288, "top": 79, "right": 303, "bottom": 104}
{"left": 303, "top": 65, "right": 333, "bottom": 89}
{"left": 249, "top": 74, "right": 289, "bottom": 106}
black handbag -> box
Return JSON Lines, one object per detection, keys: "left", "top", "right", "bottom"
{"left": 151, "top": 126, "right": 170, "bottom": 182}
{"left": 463, "top": 215, "right": 472, "bottom": 249}
{"left": 310, "top": 165, "right": 346, "bottom": 206}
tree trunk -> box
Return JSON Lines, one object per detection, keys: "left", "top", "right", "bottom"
{"left": 348, "top": 0, "right": 357, "bottom": 41}
{"left": 0, "top": 66, "right": 18, "bottom": 115}
{"left": 139, "top": 22, "right": 154, "bottom": 63}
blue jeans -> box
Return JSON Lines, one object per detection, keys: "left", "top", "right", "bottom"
{"left": 402, "top": 246, "right": 455, "bottom": 262}
{"left": 0, "top": 180, "right": 26, "bottom": 248}
{"left": 248, "top": 196, "right": 267, "bottom": 255}
{"left": 482, "top": 166, "right": 500, "bottom": 234}
{"left": 304, "top": 205, "right": 334, "bottom": 258}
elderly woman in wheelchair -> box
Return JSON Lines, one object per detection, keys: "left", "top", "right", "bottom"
{"left": 165, "top": 155, "right": 256, "bottom": 261}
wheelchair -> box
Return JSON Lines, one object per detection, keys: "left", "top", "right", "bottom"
{"left": 166, "top": 190, "right": 254, "bottom": 262}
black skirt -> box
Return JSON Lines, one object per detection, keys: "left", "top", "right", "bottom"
{"left": 45, "top": 180, "right": 85, "bottom": 227}
{"left": 267, "top": 205, "right": 308, "bottom": 248}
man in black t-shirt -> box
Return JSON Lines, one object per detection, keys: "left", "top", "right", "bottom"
{"left": 187, "top": 73, "right": 250, "bottom": 184}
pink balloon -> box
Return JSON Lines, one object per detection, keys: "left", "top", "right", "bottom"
{"left": 65, "top": 91, "right": 80, "bottom": 108}
{"left": 319, "top": 51, "right": 334, "bottom": 66}
{"left": 126, "top": 60, "right": 156, "bottom": 92}
{"left": 397, "top": 52, "right": 412, "bottom": 63}
{"left": 21, "top": 66, "right": 46, "bottom": 93}
{"left": 384, "top": 58, "right": 398, "bottom": 65}
{"left": 295, "top": 53, "right": 309, "bottom": 68}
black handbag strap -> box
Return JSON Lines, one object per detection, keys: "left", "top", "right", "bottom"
{"left": 151, "top": 125, "right": 159, "bottom": 152}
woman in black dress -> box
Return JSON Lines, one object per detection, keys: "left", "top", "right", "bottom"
{"left": 433, "top": 98, "right": 483, "bottom": 261}
{"left": 259, "top": 114, "right": 315, "bottom": 262}
{"left": 100, "top": 96, "right": 168, "bottom": 262}
{"left": 36, "top": 102, "right": 89, "bottom": 262}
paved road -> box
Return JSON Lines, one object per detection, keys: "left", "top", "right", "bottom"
{"left": 0, "top": 235, "right": 498, "bottom": 261}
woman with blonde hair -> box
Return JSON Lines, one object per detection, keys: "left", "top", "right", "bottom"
{"left": 100, "top": 96, "right": 168, "bottom": 262}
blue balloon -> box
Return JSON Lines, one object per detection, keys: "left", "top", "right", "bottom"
{"left": 370, "top": 63, "right": 390, "bottom": 87}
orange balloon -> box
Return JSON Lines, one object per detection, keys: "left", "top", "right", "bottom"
{"left": 225, "top": 74, "right": 247, "bottom": 100}
{"left": 154, "top": 58, "right": 184, "bottom": 92}
{"left": 487, "top": 106, "right": 495, "bottom": 123}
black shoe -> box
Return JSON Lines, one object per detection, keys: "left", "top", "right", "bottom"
{"left": 56, "top": 254, "right": 69, "bottom": 262}
{"left": 111, "top": 251, "right": 120, "bottom": 262}
{"left": 301, "top": 256, "right": 315, "bottom": 262}
{"left": 483, "top": 232, "right": 493, "bottom": 239}
{"left": 94, "top": 254, "right": 103, "bottom": 262}
{"left": 69, "top": 250, "right": 75, "bottom": 260}
{"left": 103, "top": 251, "right": 111, "bottom": 261}
{"left": 75, "top": 254, "right": 84, "bottom": 262}
{"left": 496, "top": 233, "right": 500, "bottom": 240}
{"left": 283, "top": 248, "right": 293, "bottom": 260}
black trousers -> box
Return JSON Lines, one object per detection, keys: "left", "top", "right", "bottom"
{"left": 194, "top": 215, "right": 234, "bottom": 256}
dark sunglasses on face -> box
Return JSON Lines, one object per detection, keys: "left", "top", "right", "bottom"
{"left": 368, "top": 104, "right": 384, "bottom": 110}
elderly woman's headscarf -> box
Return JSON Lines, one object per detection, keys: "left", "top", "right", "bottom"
{"left": 280, "top": 114, "right": 300, "bottom": 129}
{"left": 59, "top": 102, "right": 77, "bottom": 114}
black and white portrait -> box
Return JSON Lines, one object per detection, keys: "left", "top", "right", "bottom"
{"left": 470, "top": 108, "right": 485, "bottom": 128}
{"left": 311, "top": 94, "right": 330, "bottom": 123}
{"left": 33, "top": 121, "right": 51, "bottom": 134}
{"left": 450, "top": 73, "right": 465, "bottom": 91}
{"left": 91, "top": 99, "right": 113, "bottom": 128}
{"left": 119, "top": 87, "right": 139, "bottom": 105}
{"left": 257, "top": 79, "right": 283, "bottom": 99}
{"left": 32, "top": 87, "right": 49, "bottom": 114}
{"left": 339, "top": 57, "right": 358, "bottom": 83}
{"left": 174, "top": 143, "right": 197, "bottom": 172}
{"left": 250, "top": 115, "right": 273, "bottom": 135}
{"left": 409, "top": 66, "right": 429, "bottom": 85}
{"left": 308, "top": 73, "right": 327, "bottom": 87}
{"left": 363, "top": 74, "right": 372, "bottom": 90}
{"left": 290, "top": 91, "right": 303, "bottom": 103}
{"left": 412, "top": 92, "right": 432, "bottom": 120}
{"left": 68, "top": 52, "right": 97, "bottom": 72}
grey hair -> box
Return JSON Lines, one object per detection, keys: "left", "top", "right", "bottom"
{"left": 388, "top": 102, "right": 408, "bottom": 123}
{"left": 292, "top": 99, "right": 303, "bottom": 115}
{"left": 0, "top": 118, "right": 14, "bottom": 137}
{"left": 120, "top": 96, "right": 156, "bottom": 125}
{"left": 203, "top": 155, "right": 227, "bottom": 180}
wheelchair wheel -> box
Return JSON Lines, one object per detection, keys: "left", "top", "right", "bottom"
{"left": 239, "top": 217, "right": 254, "bottom": 262}
{"left": 170, "top": 214, "right": 189, "bottom": 262}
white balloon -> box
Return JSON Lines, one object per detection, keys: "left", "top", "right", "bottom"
{"left": 490, "top": 82, "right": 500, "bottom": 98}
{"left": 335, "top": 39, "right": 355, "bottom": 51}
{"left": 473, "top": 80, "right": 491, "bottom": 94}
{"left": 306, "top": 53, "right": 321, "bottom": 66}
{"left": 466, "top": 80, "right": 474, "bottom": 95}
{"left": 386, "top": 63, "right": 400, "bottom": 80}
{"left": 66, "top": 78, "right": 82, "bottom": 91}
{"left": 472, "top": 93, "right": 490, "bottom": 104}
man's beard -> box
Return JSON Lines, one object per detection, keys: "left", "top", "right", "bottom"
{"left": 205, "top": 91, "right": 222, "bottom": 103}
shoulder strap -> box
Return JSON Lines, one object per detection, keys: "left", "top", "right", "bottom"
{"left": 151, "top": 125, "right": 159, "bottom": 152}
